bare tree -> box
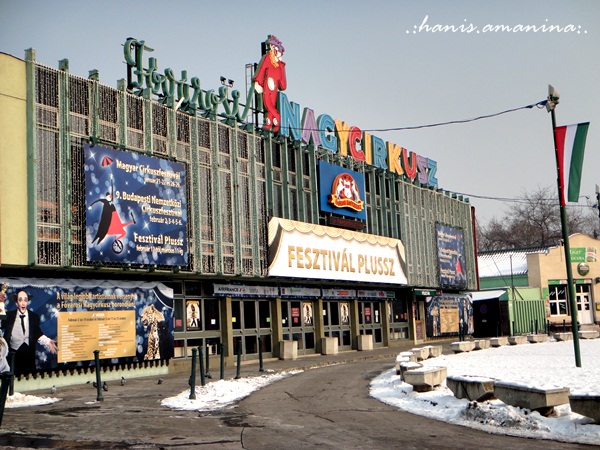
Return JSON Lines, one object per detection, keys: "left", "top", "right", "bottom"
{"left": 477, "top": 186, "right": 598, "bottom": 252}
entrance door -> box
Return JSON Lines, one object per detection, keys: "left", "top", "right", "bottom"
{"left": 322, "top": 300, "right": 352, "bottom": 350}
{"left": 358, "top": 300, "right": 383, "bottom": 346}
{"left": 231, "top": 299, "right": 273, "bottom": 360}
{"left": 575, "top": 284, "right": 594, "bottom": 324}
{"left": 282, "top": 300, "right": 316, "bottom": 355}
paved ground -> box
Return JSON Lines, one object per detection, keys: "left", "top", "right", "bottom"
{"left": 0, "top": 341, "right": 595, "bottom": 449}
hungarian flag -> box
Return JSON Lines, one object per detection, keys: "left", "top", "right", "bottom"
{"left": 554, "top": 122, "right": 590, "bottom": 206}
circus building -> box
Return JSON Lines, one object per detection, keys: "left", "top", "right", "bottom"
{"left": 0, "top": 36, "right": 478, "bottom": 390}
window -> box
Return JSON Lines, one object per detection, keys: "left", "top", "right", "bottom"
{"left": 549, "top": 285, "right": 568, "bottom": 315}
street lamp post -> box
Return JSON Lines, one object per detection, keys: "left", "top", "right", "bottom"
{"left": 547, "top": 84, "right": 582, "bottom": 368}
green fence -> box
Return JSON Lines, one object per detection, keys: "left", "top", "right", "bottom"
{"left": 508, "top": 299, "right": 547, "bottom": 335}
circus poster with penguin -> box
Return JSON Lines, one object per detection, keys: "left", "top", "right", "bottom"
{"left": 0, "top": 278, "right": 174, "bottom": 374}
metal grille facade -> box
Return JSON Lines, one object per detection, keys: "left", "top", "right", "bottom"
{"left": 30, "top": 58, "right": 477, "bottom": 290}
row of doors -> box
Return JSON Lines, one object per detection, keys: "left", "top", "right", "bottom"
{"left": 231, "top": 299, "right": 384, "bottom": 357}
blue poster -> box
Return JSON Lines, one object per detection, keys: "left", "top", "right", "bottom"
{"left": 318, "top": 161, "right": 366, "bottom": 220}
{"left": 0, "top": 278, "right": 174, "bottom": 374}
{"left": 436, "top": 223, "right": 468, "bottom": 288}
{"left": 85, "top": 144, "right": 188, "bottom": 266}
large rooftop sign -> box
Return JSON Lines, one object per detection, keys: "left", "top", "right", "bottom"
{"left": 123, "top": 37, "right": 438, "bottom": 188}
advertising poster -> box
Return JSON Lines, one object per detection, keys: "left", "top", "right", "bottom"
{"left": 425, "top": 295, "right": 473, "bottom": 338}
{"left": 303, "top": 302, "right": 313, "bottom": 325}
{"left": 85, "top": 144, "right": 188, "bottom": 266}
{"left": 318, "top": 161, "right": 366, "bottom": 220}
{"left": 0, "top": 278, "right": 174, "bottom": 375}
{"left": 186, "top": 301, "right": 200, "bottom": 329}
{"left": 436, "top": 223, "right": 468, "bottom": 288}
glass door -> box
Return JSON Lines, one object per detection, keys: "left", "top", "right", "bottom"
{"left": 231, "top": 299, "right": 273, "bottom": 360}
{"left": 282, "top": 300, "right": 316, "bottom": 355}
{"left": 322, "top": 300, "right": 352, "bottom": 350}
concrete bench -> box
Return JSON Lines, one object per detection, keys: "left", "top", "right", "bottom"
{"left": 403, "top": 366, "right": 447, "bottom": 392}
{"left": 425, "top": 345, "right": 443, "bottom": 358}
{"left": 527, "top": 334, "right": 549, "bottom": 344}
{"left": 553, "top": 332, "right": 573, "bottom": 341}
{"left": 398, "top": 361, "right": 423, "bottom": 380}
{"left": 473, "top": 339, "right": 490, "bottom": 350}
{"left": 446, "top": 375, "right": 495, "bottom": 402}
{"left": 489, "top": 337, "right": 508, "bottom": 347}
{"left": 579, "top": 330, "right": 599, "bottom": 339}
{"left": 569, "top": 394, "right": 600, "bottom": 423}
{"left": 449, "top": 341, "right": 475, "bottom": 353}
{"left": 399, "top": 351, "right": 418, "bottom": 362}
{"left": 494, "top": 381, "right": 570, "bottom": 416}
{"left": 411, "top": 347, "right": 430, "bottom": 361}
{"left": 508, "top": 335, "right": 528, "bottom": 345}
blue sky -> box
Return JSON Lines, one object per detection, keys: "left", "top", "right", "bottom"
{"left": 1, "top": 0, "right": 598, "bottom": 226}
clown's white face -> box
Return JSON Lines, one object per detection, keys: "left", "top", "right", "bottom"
{"left": 273, "top": 47, "right": 283, "bottom": 62}
{"left": 17, "top": 291, "right": 29, "bottom": 314}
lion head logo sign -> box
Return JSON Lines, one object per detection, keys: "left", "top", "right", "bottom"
{"left": 328, "top": 173, "right": 364, "bottom": 212}
{"left": 254, "top": 35, "right": 287, "bottom": 132}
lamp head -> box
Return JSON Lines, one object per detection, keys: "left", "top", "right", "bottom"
{"left": 546, "top": 84, "right": 560, "bottom": 112}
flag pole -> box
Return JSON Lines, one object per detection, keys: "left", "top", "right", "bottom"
{"left": 547, "top": 85, "right": 582, "bottom": 367}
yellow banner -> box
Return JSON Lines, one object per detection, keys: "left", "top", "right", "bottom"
{"left": 57, "top": 310, "right": 136, "bottom": 363}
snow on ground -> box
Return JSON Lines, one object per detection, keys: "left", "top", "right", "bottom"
{"left": 160, "top": 369, "right": 303, "bottom": 411}
{"left": 5, "top": 339, "right": 600, "bottom": 445}
{"left": 4, "top": 391, "right": 59, "bottom": 408}
{"left": 369, "top": 338, "right": 600, "bottom": 446}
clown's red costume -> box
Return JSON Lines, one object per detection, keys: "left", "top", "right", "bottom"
{"left": 254, "top": 36, "right": 287, "bottom": 132}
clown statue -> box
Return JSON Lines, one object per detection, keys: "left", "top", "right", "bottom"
{"left": 254, "top": 35, "right": 287, "bottom": 132}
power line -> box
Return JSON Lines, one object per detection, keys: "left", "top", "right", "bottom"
{"left": 364, "top": 100, "right": 548, "bottom": 132}
{"left": 281, "top": 99, "right": 548, "bottom": 133}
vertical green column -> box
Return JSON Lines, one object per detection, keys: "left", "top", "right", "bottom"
{"left": 248, "top": 134, "right": 261, "bottom": 277}
{"left": 211, "top": 122, "right": 223, "bottom": 275}
{"left": 264, "top": 134, "right": 274, "bottom": 218}
{"left": 58, "top": 59, "right": 71, "bottom": 267}
{"left": 308, "top": 147, "right": 319, "bottom": 223}
{"left": 143, "top": 89, "right": 152, "bottom": 154}
{"left": 25, "top": 49, "right": 37, "bottom": 265}
{"left": 280, "top": 141, "right": 289, "bottom": 219}
{"left": 117, "top": 79, "right": 128, "bottom": 148}
{"left": 231, "top": 127, "right": 242, "bottom": 274}
{"left": 189, "top": 118, "right": 202, "bottom": 273}
{"left": 88, "top": 70, "right": 100, "bottom": 141}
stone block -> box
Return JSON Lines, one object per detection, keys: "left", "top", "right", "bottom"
{"left": 321, "top": 337, "right": 338, "bottom": 355}
{"left": 579, "top": 330, "right": 599, "bottom": 339}
{"left": 449, "top": 341, "right": 475, "bottom": 353}
{"left": 490, "top": 337, "right": 508, "bottom": 347}
{"left": 403, "top": 366, "right": 447, "bottom": 392}
{"left": 446, "top": 375, "right": 495, "bottom": 402}
{"left": 508, "top": 335, "right": 528, "bottom": 345}
{"left": 358, "top": 334, "right": 373, "bottom": 351}
{"left": 554, "top": 332, "right": 573, "bottom": 341}
{"left": 399, "top": 351, "right": 417, "bottom": 362}
{"left": 474, "top": 339, "right": 490, "bottom": 350}
{"left": 411, "top": 347, "right": 430, "bottom": 361}
{"left": 569, "top": 394, "right": 600, "bottom": 423}
{"left": 494, "top": 382, "right": 570, "bottom": 415}
{"left": 527, "top": 334, "right": 549, "bottom": 344}
{"left": 398, "top": 361, "right": 422, "bottom": 380}
{"left": 279, "top": 340, "right": 297, "bottom": 360}
{"left": 424, "top": 345, "right": 443, "bottom": 358}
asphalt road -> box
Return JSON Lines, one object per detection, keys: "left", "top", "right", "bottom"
{"left": 0, "top": 351, "right": 596, "bottom": 449}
